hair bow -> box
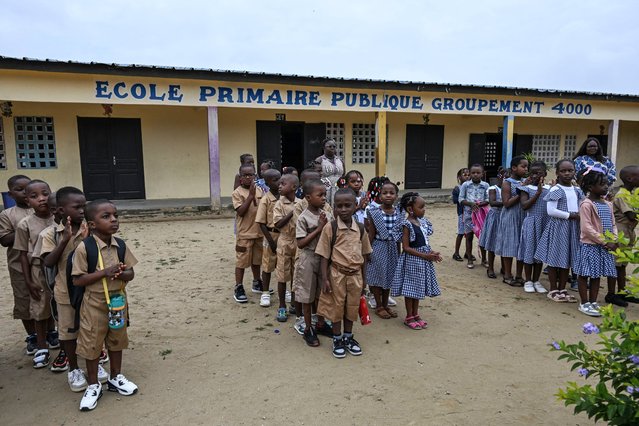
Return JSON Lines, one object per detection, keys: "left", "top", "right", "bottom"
{"left": 582, "top": 164, "right": 605, "bottom": 176}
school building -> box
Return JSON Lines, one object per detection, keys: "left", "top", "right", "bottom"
{"left": 1, "top": 56, "right": 638, "bottom": 208}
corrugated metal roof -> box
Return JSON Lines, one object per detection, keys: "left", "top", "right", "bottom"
{"left": 1, "top": 55, "right": 638, "bottom": 102}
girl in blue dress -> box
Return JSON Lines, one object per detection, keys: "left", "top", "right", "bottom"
{"left": 535, "top": 159, "right": 584, "bottom": 303}
{"left": 392, "top": 192, "right": 442, "bottom": 330}
{"left": 495, "top": 155, "right": 528, "bottom": 286}
{"left": 365, "top": 180, "right": 400, "bottom": 319}
{"left": 479, "top": 167, "right": 506, "bottom": 279}
{"left": 574, "top": 167, "right": 618, "bottom": 317}
{"left": 517, "top": 161, "right": 550, "bottom": 293}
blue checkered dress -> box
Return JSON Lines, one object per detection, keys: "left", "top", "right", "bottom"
{"left": 366, "top": 206, "right": 400, "bottom": 289}
{"left": 495, "top": 177, "right": 524, "bottom": 257}
{"left": 391, "top": 217, "right": 441, "bottom": 299}
{"left": 479, "top": 185, "right": 502, "bottom": 252}
{"left": 574, "top": 201, "right": 617, "bottom": 278}
{"left": 517, "top": 185, "right": 550, "bottom": 264}
{"left": 535, "top": 186, "right": 584, "bottom": 269}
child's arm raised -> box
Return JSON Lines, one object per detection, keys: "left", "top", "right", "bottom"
{"left": 235, "top": 181, "right": 257, "bottom": 217}
{"left": 72, "top": 264, "right": 127, "bottom": 287}
{"left": 297, "top": 211, "right": 327, "bottom": 249}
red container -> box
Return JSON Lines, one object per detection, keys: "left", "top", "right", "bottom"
{"left": 359, "top": 295, "right": 372, "bottom": 325}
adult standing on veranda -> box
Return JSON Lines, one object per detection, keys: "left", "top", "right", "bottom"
{"left": 573, "top": 137, "right": 617, "bottom": 186}
{"left": 315, "top": 138, "right": 344, "bottom": 206}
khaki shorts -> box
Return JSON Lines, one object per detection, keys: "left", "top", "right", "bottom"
{"left": 317, "top": 264, "right": 363, "bottom": 323}
{"left": 57, "top": 303, "right": 78, "bottom": 340}
{"left": 235, "top": 238, "right": 263, "bottom": 269}
{"left": 261, "top": 233, "right": 279, "bottom": 273}
{"left": 77, "top": 291, "right": 128, "bottom": 360}
{"left": 9, "top": 268, "right": 31, "bottom": 320}
{"left": 275, "top": 238, "right": 296, "bottom": 283}
{"left": 29, "top": 261, "right": 51, "bottom": 321}
{"left": 293, "top": 249, "right": 321, "bottom": 304}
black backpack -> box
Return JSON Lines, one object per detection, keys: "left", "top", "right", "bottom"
{"left": 65, "top": 236, "right": 126, "bottom": 332}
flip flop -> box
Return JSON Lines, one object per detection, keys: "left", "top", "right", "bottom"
{"left": 375, "top": 307, "right": 391, "bottom": 319}
{"left": 384, "top": 307, "right": 398, "bottom": 318}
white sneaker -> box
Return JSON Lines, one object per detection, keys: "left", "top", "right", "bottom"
{"left": 368, "top": 295, "right": 377, "bottom": 309}
{"left": 97, "top": 364, "right": 108, "bottom": 384}
{"left": 79, "top": 383, "right": 102, "bottom": 411}
{"left": 293, "top": 316, "right": 306, "bottom": 335}
{"left": 524, "top": 281, "right": 535, "bottom": 293}
{"left": 387, "top": 296, "right": 397, "bottom": 307}
{"left": 311, "top": 314, "right": 318, "bottom": 327}
{"left": 68, "top": 368, "right": 88, "bottom": 392}
{"left": 578, "top": 303, "right": 601, "bottom": 317}
{"left": 285, "top": 291, "right": 292, "bottom": 303}
{"left": 33, "top": 349, "right": 50, "bottom": 369}
{"left": 590, "top": 302, "right": 602, "bottom": 316}
{"left": 107, "top": 374, "right": 138, "bottom": 396}
{"left": 533, "top": 281, "right": 547, "bottom": 293}
{"left": 260, "top": 292, "right": 271, "bottom": 307}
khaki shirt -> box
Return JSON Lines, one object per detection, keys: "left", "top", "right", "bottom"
{"left": 296, "top": 208, "right": 334, "bottom": 252}
{"left": 32, "top": 223, "right": 56, "bottom": 261}
{"left": 0, "top": 206, "right": 33, "bottom": 271}
{"left": 40, "top": 222, "right": 87, "bottom": 305}
{"left": 273, "top": 196, "right": 298, "bottom": 241}
{"left": 255, "top": 191, "right": 278, "bottom": 228}
{"left": 294, "top": 197, "right": 332, "bottom": 221}
{"left": 14, "top": 214, "right": 54, "bottom": 264}
{"left": 232, "top": 186, "right": 264, "bottom": 239}
{"left": 315, "top": 216, "right": 372, "bottom": 270}
{"left": 71, "top": 235, "right": 138, "bottom": 294}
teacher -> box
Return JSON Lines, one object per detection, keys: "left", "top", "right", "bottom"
{"left": 573, "top": 137, "right": 617, "bottom": 185}
{"left": 315, "top": 138, "right": 344, "bottom": 206}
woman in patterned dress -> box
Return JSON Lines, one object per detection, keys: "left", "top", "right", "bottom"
{"left": 574, "top": 167, "right": 618, "bottom": 317}
{"left": 365, "top": 181, "right": 399, "bottom": 319}
{"left": 573, "top": 137, "right": 617, "bottom": 186}
{"left": 391, "top": 192, "right": 442, "bottom": 330}
{"left": 315, "top": 138, "right": 344, "bottom": 207}
{"left": 535, "top": 159, "right": 584, "bottom": 303}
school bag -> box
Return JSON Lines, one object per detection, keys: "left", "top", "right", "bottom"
{"left": 45, "top": 231, "right": 59, "bottom": 320}
{"left": 65, "top": 235, "right": 126, "bottom": 332}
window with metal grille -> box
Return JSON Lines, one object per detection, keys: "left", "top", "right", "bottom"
{"left": 564, "top": 135, "right": 577, "bottom": 159}
{"left": 14, "top": 116, "right": 57, "bottom": 169}
{"left": 325, "top": 123, "right": 345, "bottom": 158}
{"left": 484, "top": 140, "right": 498, "bottom": 167}
{"left": 352, "top": 123, "right": 376, "bottom": 164}
{"left": 0, "top": 119, "right": 6, "bottom": 169}
{"left": 532, "top": 134, "right": 561, "bottom": 166}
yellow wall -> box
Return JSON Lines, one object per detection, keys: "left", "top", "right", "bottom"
{"left": 617, "top": 121, "right": 639, "bottom": 172}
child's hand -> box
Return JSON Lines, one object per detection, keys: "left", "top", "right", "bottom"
{"left": 537, "top": 177, "right": 545, "bottom": 191}
{"left": 604, "top": 242, "right": 618, "bottom": 251}
{"left": 471, "top": 203, "right": 479, "bottom": 212}
{"left": 62, "top": 217, "right": 73, "bottom": 240}
{"left": 26, "top": 281, "right": 41, "bottom": 301}
{"left": 425, "top": 251, "right": 443, "bottom": 262}
{"left": 569, "top": 212, "right": 580, "bottom": 220}
{"left": 321, "top": 278, "right": 332, "bottom": 294}
{"left": 104, "top": 263, "right": 125, "bottom": 279}
{"left": 318, "top": 211, "right": 328, "bottom": 228}
{"left": 358, "top": 197, "right": 369, "bottom": 210}
{"left": 80, "top": 221, "right": 89, "bottom": 239}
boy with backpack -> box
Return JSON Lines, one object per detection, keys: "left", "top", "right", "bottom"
{"left": 315, "top": 188, "right": 372, "bottom": 358}
{"left": 71, "top": 199, "right": 138, "bottom": 411}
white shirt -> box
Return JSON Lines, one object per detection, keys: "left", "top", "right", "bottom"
{"left": 546, "top": 184, "right": 578, "bottom": 219}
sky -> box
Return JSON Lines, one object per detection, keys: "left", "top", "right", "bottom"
{"left": 1, "top": 0, "right": 638, "bottom": 94}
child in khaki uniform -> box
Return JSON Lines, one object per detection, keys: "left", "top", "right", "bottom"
{"left": 255, "top": 169, "right": 281, "bottom": 307}
{"left": 609, "top": 165, "right": 639, "bottom": 305}
{"left": 273, "top": 174, "right": 299, "bottom": 322}
{"left": 232, "top": 164, "right": 264, "bottom": 303}
{"left": 72, "top": 199, "right": 138, "bottom": 411}
{"left": 14, "top": 180, "right": 54, "bottom": 368}
{"left": 40, "top": 187, "right": 90, "bottom": 390}
{"left": 0, "top": 175, "right": 35, "bottom": 353}
{"left": 316, "top": 188, "right": 372, "bottom": 359}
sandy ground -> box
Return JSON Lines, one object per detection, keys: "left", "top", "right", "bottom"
{"left": 1, "top": 204, "right": 637, "bottom": 425}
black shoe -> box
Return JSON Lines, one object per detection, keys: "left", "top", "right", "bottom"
{"left": 332, "top": 337, "right": 346, "bottom": 358}
{"left": 25, "top": 334, "right": 37, "bottom": 355}
{"left": 343, "top": 335, "right": 362, "bottom": 356}
{"left": 251, "top": 280, "right": 274, "bottom": 294}
{"left": 47, "top": 330, "right": 60, "bottom": 349}
{"left": 621, "top": 292, "right": 639, "bottom": 303}
{"left": 606, "top": 293, "right": 629, "bottom": 307}
{"left": 233, "top": 284, "right": 248, "bottom": 303}
{"left": 288, "top": 305, "right": 296, "bottom": 315}
{"left": 303, "top": 328, "right": 320, "bottom": 347}
{"left": 315, "top": 322, "right": 334, "bottom": 338}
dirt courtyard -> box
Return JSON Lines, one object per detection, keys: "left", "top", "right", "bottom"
{"left": 1, "top": 204, "right": 636, "bottom": 425}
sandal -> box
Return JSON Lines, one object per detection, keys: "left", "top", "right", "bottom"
{"left": 487, "top": 270, "right": 497, "bottom": 279}
{"left": 467, "top": 263, "right": 475, "bottom": 269}
{"left": 375, "top": 307, "right": 391, "bottom": 319}
{"left": 547, "top": 290, "right": 567, "bottom": 302}
{"left": 560, "top": 290, "right": 578, "bottom": 303}
{"left": 452, "top": 254, "right": 463, "bottom": 262}
{"left": 414, "top": 316, "right": 428, "bottom": 329}
{"left": 464, "top": 254, "right": 477, "bottom": 261}
{"left": 404, "top": 316, "right": 422, "bottom": 330}
{"left": 503, "top": 277, "right": 522, "bottom": 287}
{"left": 384, "top": 307, "right": 398, "bottom": 318}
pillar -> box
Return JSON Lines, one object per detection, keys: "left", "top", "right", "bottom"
{"left": 375, "top": 111, "right": 387, "bottom": 176}
{"left": 502, "top": 115, "right": 515, "bottom": 169}
{"left": 608, "top": 119, "right": 619, "bottom": 164}
{"left": 207, "top": 106, "right": 221, "bottom": 211}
